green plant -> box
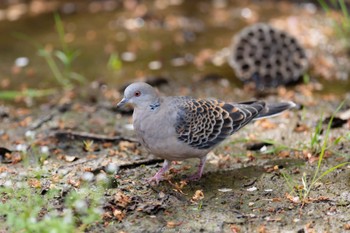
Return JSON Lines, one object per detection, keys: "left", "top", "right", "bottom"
{"left": 281, "top": 102, "right": 349, "bottom": 206}
{"left": 65, "top": 185, "right": 104, "bottom": 231}
{"left": 302, "top": 73, "right": 310, "bottom": 84}
{"left": 0, "top": 182, "right": 104, "bottom": 232}
{"left": 309, "top": 114, "right": 324, "bottom": 153}
{"left": 0, "top": 89, "right": 56, "bottom": 100}
{"left": 83, "top": 140, "right": 94, "bottom": 152}
{"left": 39, "top": 13, "right": 85, "bottom": 88}
{"left": 0, "top": 185, "right": 75, "bottom": 233}
{"left": 318, "top": 0, "right": 350, "bottom": 49}
{"left": 107, "top": 52, "right": 122, "bottom": 71}
{"left": 15, "top": 13, "right": 85, "bottom": 90}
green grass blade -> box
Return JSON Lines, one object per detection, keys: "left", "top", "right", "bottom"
{"left": 281, "top": 171, "right": 296, "bottom": 194}
{"left": 0, "top": 89, "right": 56, "bottom": 100}
{"left": 54, "top": 13, "right": 68, "bottom": 54}
{"left": 312, "top": 101, "right": 345, "bottom": 184}
{"left": 317, "top": 0, "right": 331, "bottom": 13}
{"left": 314, "top": 162, "right": 350, "bottom": 184}
{"left": 339, "top": 0, "right": 350, "bottom": 22}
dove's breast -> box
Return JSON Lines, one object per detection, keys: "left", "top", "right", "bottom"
{"left": 132, "top": 100, "right": 209, "bottom": 161}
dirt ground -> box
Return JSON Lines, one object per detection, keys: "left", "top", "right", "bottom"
{"left": 0, "top": 0, "right": 350, "bottom": 232}
{"left": 1, "top": 81, "right": 350, "bottom": 232}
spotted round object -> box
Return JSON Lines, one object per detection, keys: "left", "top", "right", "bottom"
{"left": 228, "top": 23, "right": 308, "bottom": 89}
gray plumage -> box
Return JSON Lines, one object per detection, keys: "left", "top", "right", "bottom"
{"left": 117, "top": 82, "right": 295, "bottom": 183}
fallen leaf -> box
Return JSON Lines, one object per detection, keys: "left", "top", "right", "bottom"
{"left": 64, "top": 155, "right": 79, "bottom": 162}
{"left": 102, "top": 142, "right": 113, "bottom": 148}
{"left": 114, "top": 192, "right": 131, "bottom": 208}
{"left": 294, "top": 123, "right": 309, "bottom": 132}
{"left": 136, "top": 202, "right": 164, "bottom": 215}
{"left": 119, "top": 141, "right": 137, "bottom": 151}
{"left": 230, "top": 224, "right": 240, "bottom": 233}
{"left": 278, "top": 150, "right": 290, "bottom": 158}
{"left": 68, "top": 179, "right": 81, "bottom": 188}
{"left": 169, "top": 180, "right": 187, "bottom": 195}
{"left": 102, "top": 211, "right": 113, "bottom": 220}
{"left": 257, "top": 225, "right": 266, "bottom": 233}
{"left": 0, "top": 166, "right": 8, "bottom": 173}
{"left": 166, "top": 221, "right": 183, "bottom": 228}
{"left": 11, "top": 152, "right": 22, "bottom": 164}
{"left": 254, "top": 119, "right": 277, "bottom": 129}
{"left": 285, "top": 193, "right": 300, "bottom": 204}
{"left": 191, "top": 190, "right": 204, "bottom": 203}
{"left": 28, "top": 179, "right": 41, "bottom": 188}
{"left": 113, "top": 209, "right": 125, "bottom": 221}
{"left": 305, "top": 222, "right": 315, "bottom": 233}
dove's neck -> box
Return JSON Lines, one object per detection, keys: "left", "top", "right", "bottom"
{"left": 133, "top": 97, "right": 161, "bottom": 131}
{"left": 135, "top": 96, "right": 161, "bottom": 112}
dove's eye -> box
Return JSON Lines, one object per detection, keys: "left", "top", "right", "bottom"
{"left": 134, "top": 91, "right": 141, "bottom": 97}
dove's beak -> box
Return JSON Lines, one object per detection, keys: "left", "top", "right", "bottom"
{"left": 117, "top": 97, "right": 129, "bottom": 108}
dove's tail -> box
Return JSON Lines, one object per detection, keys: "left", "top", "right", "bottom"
{"left": 255, "top": 101, "right": 296, "bottom": 120}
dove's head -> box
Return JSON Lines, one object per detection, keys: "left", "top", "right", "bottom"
{"left": 117, "top": 82, "right": 159, "bottom": 108}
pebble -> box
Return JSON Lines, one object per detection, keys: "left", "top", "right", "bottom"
{"left": 148, "top": 61, "right": 162, "bottom": 70}
{"left": 81, "top": 172, "right": 94, "bottom": 182}
{"left": 15, "top": 57, "right": 29, "bottom": 67}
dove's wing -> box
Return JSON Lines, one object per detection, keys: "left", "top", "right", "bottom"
{"left": 174, "top": 98, "right": 265, "bottom": 149}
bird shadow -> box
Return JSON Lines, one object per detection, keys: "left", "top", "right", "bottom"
{"left": 154, "top": 158, "right": 305, "bottom": 195}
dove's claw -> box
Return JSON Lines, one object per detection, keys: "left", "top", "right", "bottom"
{"left": 186, "top": 156, "right": 207, "bottom": 181}
{"left": 147, "top": 160, "right": 171, "bottom": 185}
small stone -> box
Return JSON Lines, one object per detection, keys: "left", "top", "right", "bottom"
{"left": 260, "top": 145, "right": 267, "bottom": 152}
{"left": 15, "top": 57, "right": 29, "bottom": 67}
{"left": 247, "top": 186, "right": 257, "bottom": 192}
{"left": 106, "top": 163, "right": 119, "bottom": 174}
{"left": 40, "top": 146, "right": 49, "bottom": 154}
{"left": 96, "top": 173, "right": 108, "bottom": 183}
{"left": 81, "top": 172, "right": 94, "bottom": 182}
{"left": 121, "top": 52, "right": 136, "bottom": 62}
{"left": 218, "top": 188, "right": 232, "bottom": 192}
{"left": 64, "top": 155, "right": 78, "bottom": 162}
{"left": 124, "top": 124, "right": 134, "bottom": 130}
{"left": 3, "top": 180, "right": 13, "bottom": 187}
{"left": 74, "top": 200, "right": 88, "bottom": 214}
{"left": 148, "top": 61, "right": 162, "bottom": 70}
{"left": 15, "top": 144, "right": 27, "bottom": 152}
{"left": 171, "top": 57, "right": 186, "bottom": 67}
{"left": 25, "top": 130, "right": 36, "bottom": 139}
{"left": 241, "top": 8, "right": 253, "bottom": 19}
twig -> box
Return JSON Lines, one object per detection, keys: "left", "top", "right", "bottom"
{"left": 242, "top": 178, "right": 257, "bottom": 187}
{"left": 92, "top": 158, "right": 164, "bottom": 174}
{"left": 29, "top": 113, "right": 55, "bottom": 130}
{"left": 54, "top": 130, "right": 138, "bottom": 143}
{"left": 119, "top": 158, "right": 164, "bottom": 169}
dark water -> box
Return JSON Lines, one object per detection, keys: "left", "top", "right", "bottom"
{"left": 0, "top": 0, "right": 349, "bottom": 100}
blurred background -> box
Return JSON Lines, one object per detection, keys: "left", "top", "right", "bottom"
{"left": 0, "top": 0, "right": 350, "bottom": 106}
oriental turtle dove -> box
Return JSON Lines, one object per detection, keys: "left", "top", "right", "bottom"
{"left": 117, "top": 82, "right": 295, "bottom": 184}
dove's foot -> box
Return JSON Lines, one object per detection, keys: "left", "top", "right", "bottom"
{"left": 148, "top": 173, "right": 164, "bottom": 184}
{"left": 147, "top": 160, "right": 171, "bottom": 185}
{"left": 186, "top": 172, "right": 202, "bottom": 181}
{"left": 186, "top": 156, "right": 207, "bottom": 181}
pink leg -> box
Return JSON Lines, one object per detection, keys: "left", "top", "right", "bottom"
{"left": 148, "top": 160, "right": 171, "bottom": 184}
{"left": 187, "top": 156, "right": 207, "bottom": 181}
